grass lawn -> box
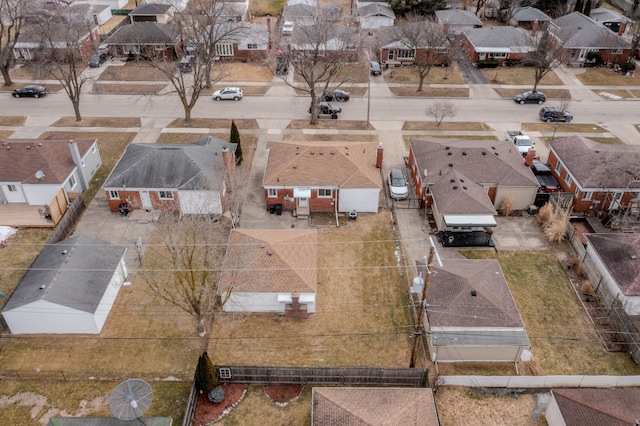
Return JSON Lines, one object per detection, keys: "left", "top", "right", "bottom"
{"left": 541, "top": 136, "right": 622, "bottom": 145}
{"left": 383, "top": 64, "right": 465, "bottom": 85}
{"left": 493, "top": 88, "right": 571, "bottom": 100}
{"left": 218, "top": 63, "right": 274, "bottom": 82}
{"left": 0, "top": 116, "right": 26, "bottom": 126}
{"left": 249, "top": 0, "right": 285, "bottom": 17}
{"left": 283, "top": 134, "right": 378, "bottom": 142}
{"left": 480, "top": 67, "right": 564, "bottom": 85}
{"left": 0, "top": 130, "right": 13, "bottom": 138}
{"left": 167, "top": 118, "right": 259, "bottom": 129}
{"left": 218, "top": 385, "right": 312, "bottom": 425}
{"left": 575, "top": 67, "right": 640, "bottom": 86}
{"left": 98, "top": 63, "right": 171, "bottom": 82}
{"left": 593, "top": 89, "right": 634, "bottom": 99}
{"left": 92, "top": 83, "right": 167, "bottom": 95}
{"left": 522, "top": 123, "right": 608, "bottom": 133}
{"left": 208, "top": 213, "right": 414, "bottom": 367}
{"left": 287, "top": 120, "right": 375, "bottom": 130}
{"left": 390, "top": 87, "right": 469, "bottom": 97}
{"left": 460, "top": 250, "right": 640, "bottom": 376}
{"left": 402, "top": 121, "right": 494, "bottom": 131}
{"left": 51, "top": 117, "right": 142, "bottom": 127}
{"left": 156, "top": 133, "right": 258, "bottom": 146}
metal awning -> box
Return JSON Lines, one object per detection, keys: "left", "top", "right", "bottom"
{"left": 443, "top": 214, "right": 497, "bottom": 227}
{"left": 293, "top": 187, "right": 311, "bottom": 198}
{"left": 475, "top": 47, "right": 510, "bottom": 53}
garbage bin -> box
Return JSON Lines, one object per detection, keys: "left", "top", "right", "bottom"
{"left": 275, "top": 204, "right": 283, "bottom": 216}
{"left": 269, "top": 204, "right": 276, "bottom": 214}
{"left": 118, "top": 203, "right": 129, "bottom": 217}
{"left": 348, "top": 210, "right": 357, "bottom": 221}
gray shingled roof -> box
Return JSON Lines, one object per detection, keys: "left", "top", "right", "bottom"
{"left": 359, "top": 3, "right": 395, "bottom": 18}
{"left": 585, "top": 233, "right": 640, "bottom": 296}
{"left": 129, "top": 3, "right": 173, "bottom": 15}
{"left": 284, "top": 3, "right": 318, "bottom": 18}
{"left": 2, "top": 235, "right": 126, "bottom": 313}
{"left": 549, "top": 135, "right": 640, "bottom": 189}
{"left": 435, "top": 9, "right": 482, "bottom": 26}
{"left": 312, "top": 388, "right": 439, "bottom": 426}
{"left": 590, "top": 7, "right": 631, "bottom": 23}
{"left": 48, "top": 418, "right": 172, "bottom": 426}
{"left": 463, "top": 26, "right": 535, "bottom": 50}
{"left": 551, "top": 388, "right": 640, "bottom": 426}
{"left": 550, "top": 11, "right": 631, "bottom": 49}
{"left": 104, "top": 22, "right": 180, "bottom": 45}
{"left": 512, "top": 6, "right": 551, "bottom": 22}
{"left": 430, "top": 167, "right": 497, "bottom": 215}
{"left": 103, "top": 136, "right": 236, "bottom": 191}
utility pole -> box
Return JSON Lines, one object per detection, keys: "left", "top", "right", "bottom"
{"left": 410, "top": 247, "right": 435, "bottom": 368}
{"left": 364, "top": 50, "right": 371, "bottom": 124}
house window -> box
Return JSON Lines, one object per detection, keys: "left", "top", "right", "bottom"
{"left": 582, "top": 191, "right": 592, "bottom": 200}
{"left": 124, "top": 45, "right": 141, "bottom": 54}
{"left": 318, "top": 188, "right": 332, "bottom": 197}
{"left": 109, "top": 190, "right": 120, "bottom": 199}
{"left": 388, "top": 50, "right": 394, "bottom": 60}
{"left": 397, "top": 49, "right": 414, "bottom": 59}
{"left": 219, "top": 368, "right": 232, "bottom": 379}
{"left": 631, "top": 192, "right": 640, "bottom": 200}
{"left": 267, "top": 188, "right": 277, "bottom": 198}
{"left": 92, "top": 145, "right": 97, "bottom": 153}
{"left": 159, "top": 191, "right": 173, "bottom": 200}
{"left": 68, "top": 175, "right": 76, "bottom": 189}
{"left": 247, "top": 43, "right": 258, "bottom": 49}
{"left": 489, "top": 52, "right": 506, "bottom": 58}
{"left": 555, "top": 162, "right": 563, "bottom": 174}
{"left": 155, "top": 44, "right": 166, "bottom": 51}
{"left": 8, "top": 184, "right": 17, "bottom": 192}
{"left": 216, "top": 43, "right": 234, "bottom": 56}
{"left": 611, "top": 48, "right": 622, "bottom": 54}
{"left": 565, "top": 174, "right": 572, "bottom": 186}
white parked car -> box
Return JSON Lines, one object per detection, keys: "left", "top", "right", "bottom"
{"left": 388, "top": 168, "right": 409, "bottom": 200}
{"left": 282, "top": 21, "right": 294, "bottom": 35}
{"left": 213, "top": 87, "right": 243, "bottom": 101}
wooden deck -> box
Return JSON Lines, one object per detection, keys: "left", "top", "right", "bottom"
{"left": 0, "top": 204, "right": 56, "bottom": 228}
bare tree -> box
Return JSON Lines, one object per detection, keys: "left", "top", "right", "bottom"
{"left": 285, "top": 22, "right": 357, "bottom": 125}
{"left": 32, "top": 7, "right": 97, "bottom": 122}
{"left": 141, "top": 213, "right": 233, "bottom": 336}
{"left": 522, "top": 29, "right": 567, "bottom": 92}
{"left": 393, "top": 15, "right": 450, "bottom": 92}
{"left": 426, "top": 100, "right": 458, "bottom": 126}
{"left": 0, "top": 0, "right": 29, "bottom": 86}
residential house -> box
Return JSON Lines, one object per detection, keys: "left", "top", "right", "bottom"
{"left": 1, "top": 235, "right": 127, "bottom": 334}
{"left": 546, "top": 388, "right": 640, "bottom": 425}
{"left": 424, "top": 259, "right": 530, "bottom": 367}
{"left": 549, "top": 11, "right": 632, "bottom": 66}
{"left": 312, "top": 387, "right": 439, "bottom": 425}
{"left": 214, "top": 0, "right": 250, "bottom": 22}
{"left": 461, "top": 26, "right": 535, "bottom": 63}
{"left": 590, "top": 7, "right": 632, "bottom": 36}
{"left": 584, "top": 233, "right": 640, "bottom": 315}
{"left": 283, "top": 1, "right": 318, "bottom": 26}
{"left": 0, "top": 138, "right": 101, "bottom": 226}
{"left": 359, "top": 3, "right": 395, "bottom": 30}
{"left": 377, "top": 23, "right": 449, "bottom": 68}
{"left": 213, "top": 22, "right": 269, "bottom": 62}
{"left": 87, "top": 0, "right": 128, "bottom": 10}
{"left": 290, "top": 24, "right": 359, "bottom": 62}
{"left": 102, "top": 136, "right": 236, "bottom": 215}
{"left": 103, "top": 22, "right": 181, "bottom": 59}
{"left": 548, "top": 135, "right": 640, "bottom": 214}
{"left": 435, "top": 9, "right": 482, "bottom": 35}
{"left": 263, "top": 141, "right": 383, "bottom": 216}
{"left": 144, "top": 0, "right": 188, "bottom": 12}
{"left": 128, "top": 3, "right": 175, "bottom": 24}
{"left": 408, "top": 138, "right": 539, "bottom": 231}
{"left": 69, "top": 3, "right": 112, "bottom": 26}
{"left": 218, "top": 229, "right": 318, "bottom": 315}
{"left": 509, "top": 6, "right": 551, "bottom": 31}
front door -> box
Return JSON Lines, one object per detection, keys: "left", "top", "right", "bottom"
{"left": 141, "top": 191, "right": 152, "bottom": 210}
{"left": 298, "top": 197, "right": 309, "bottom": 208}
{"left": 610, "top": 191, "right": 623, "bottom": 210}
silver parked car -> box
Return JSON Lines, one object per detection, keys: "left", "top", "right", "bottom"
{"left": 388, "top": 168, "right": 409, "bottom": 200}
{"left": 212, "top": 87, "right": 243, "bottom": 101}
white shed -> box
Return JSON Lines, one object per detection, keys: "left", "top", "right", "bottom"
{"left": 359, "top": 3, "right": 395, "bottom": 30}
{"left": 218, "top": 229, "right": 318, "bottom": 315}
{"left": 1, "top": 235, "right": 127, "bottom": 334}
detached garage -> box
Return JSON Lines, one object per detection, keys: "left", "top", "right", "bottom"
{"left": 1, "top": 235, "right": 127, "bottom": 334}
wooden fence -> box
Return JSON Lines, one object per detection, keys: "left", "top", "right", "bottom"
{"left": 47, "top": 195, "right": 85, "bottom": 245}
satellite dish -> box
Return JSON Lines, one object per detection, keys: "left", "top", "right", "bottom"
{"left": 423, "top": 168, "right": 428, "bottom": 178}
{"left": 110, "top": 378, "right": 153, "bottom": 421}
{"left": 35, "top": 170, "right": 45, "bottom": 180}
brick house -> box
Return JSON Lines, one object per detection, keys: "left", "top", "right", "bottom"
{"left": 461, "top": 26, "right": 535, "bottom": 64}
{"left": 548, "top": 136, "right": 640, "bottom": 214}
{"left": 103, "top": 22, "right": 181, "bottom": 59}
{"left": 213, "top": 22, "right": 269, "bottom": 62}
{"left": 102, "top": 136, "right": 236, "bottom": 215}
{"left": 377, "top": 23, "right": 449, "bottom": 68}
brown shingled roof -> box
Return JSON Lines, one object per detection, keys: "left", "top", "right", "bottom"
{"left": 0, "top": 138, "right": 95, "bottom": 184}
{"left": 263, "top": 141, "right": 381, "bottom": 189}
{"left": 430, "top": 167, "right": 497, "bottom": 215}
{"left": 551, "top": 388, "right": 640, "bottom": 426}
{"left": 585, "top": 233, "right": 640, "bottom": 296}
{"left": 312, "top": 387, "right": 439, "bottom": 426}
{"left": 218, "top": 229, "right": 318, "bottom": 293}
{"left": 550, "top": 135, "right": 640, "bottom": 189}
{"left": 426, "top": 259, "right": 524, "bottom": 328}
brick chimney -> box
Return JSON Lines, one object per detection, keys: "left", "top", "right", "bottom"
{"left": 531, "top": 20, "right": 539, "bottom": 37}
{"left": 285, "top": 290, "right": 308, "bottom": 319}
{"left": 618, "top": 21, "right": 626, "bottom": 37}
{"left": 376, "top": 142, "right": 383, "bottom": 169}
{"left": 443, "top": 19, "right": 450, "bottom": 35}
{"left": 525, "top": 149, "right": 536, "bottom": 167}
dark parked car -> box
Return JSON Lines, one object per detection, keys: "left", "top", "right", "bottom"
{"left": 88, "top": 53, "right": 108, "bottom": 68}
{"left": 370, "top": 61, "right": 381, "bottom": 76}
{"left": 531, "top": 160, "right": 560, "bottom": 192}
{"left": 514, "top": 91, "right": 546, "bottom": 104}
{"left": 309, "top": 102, "right": 341, "bottom": 119}
{"left": 12, "top": 85, "right": 48, "bottom": 98}
{"left": 539, "top": 106, "right": 573, "bottom": 122}
{"left": 323, "top": 89, "right": 350, "bottom": 102}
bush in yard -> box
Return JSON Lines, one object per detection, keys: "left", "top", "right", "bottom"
{"left": 581, "top": 279, "right": 594, "bottom": 294}
{"left": 476, "top": 60, "right": 499, "bottom": 68}
{"left": 229, "top": 120, "right": 242, "bottom": 164}
{"left": 537, "top": 202, "right": 553, "bottom": 225}
{"left": 208, "top": 386, "right": 225, "bottom": 403}
{"left": 543, "top": 204, "right": 570, "bottom": 243}
{"left": 499, "top": 195, "right": 513, "bottom": 216}
{"left": 195, "top": 351, "right": 218, "bottom": 392}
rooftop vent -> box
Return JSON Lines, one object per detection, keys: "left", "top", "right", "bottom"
{"left": 463, "top": 186, "right": 467, "bottom": 190}
{"left": 482, "top": 151, "right": 487, "bottom": 155}
{"left": 448, "top": 163, "right": 453, "bottom": 167}
{"left": 447, "top": 152, "right": 452, "bottom": 155}
{"left": 462, "top": 151, "right": 466, "bottom": 155}
{"left": 445, "top": 146, "right": 450, "bottom": 150}
{"left": 495, "top": 152, "right": 499, "bottom": 156}
{"left": 319, "top": 151, "right": 324, "bottom": 155}
{"left": 470, "top": 290, "right": 477, "bottom": 297}
{"left": 491, "top": 146, "right": 496, "bottom": 150}
{"left": 460, "top": 179, "right": 464, "bottom": 182}
{"left": 450, "top": 179, "right": 455, "bottom": 183}
{"left": 453, "top": 185, "right": 458, "bottom": 189}
{"left": 330, "top": 151, "right": 335, "bottom": 155}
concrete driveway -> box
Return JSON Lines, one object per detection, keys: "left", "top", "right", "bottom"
{"left": 491, "top": 215, "right": 549, "bottom": 250}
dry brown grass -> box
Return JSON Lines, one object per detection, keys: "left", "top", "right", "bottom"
{"left": 292, "top": 63, "right": 369, "bottom": 84}
{"left": 402, "top": 121, "right": 493, "bottom": 131}
{"left": 98, "top": 63, "right": 171, "bottom": 81}
{"left": 218, "top": 63, "right": 273, "bottom": 82}
{"left": 389, "top": 87, "right": 469, "bottom": 97}
{"left": 593, "top": 89, "right": 634, "bottom": 99}
{"left": 283, "top": 134, "right": 378, "bottom": 142}
{"left": 631, "top": 90, "right": 640, "bottom": 98}
{"left": 51, "top": 117, "right": 142, "bottom": 127}
{"left": 287, "top": 120, "right": 375, "bottom": 130}
{"left": 480, "top": 67, "right": 564, "bottom": 85}
{"left": 493, "top": 88, "right": 571, "bottom": 100}
{"left": 208, "top": 213, "right": 414, "bottom": 367}
{"left": 156, "top": 133, "right": 258, "bottom": 147}
{"left": 167, "top": 118, "right": 259, "bottom": 129}
{"left": 576, "top": 67, "right": 640, "bottom": 86}
{"left": 522, "top": 123, "right": 608, "bottom": 133}
{"left": 0, "top": 130, "right": 13, "bottom": 138}
{"left": 92, "top": 83, "right": 167, "bottom": 95}
{"left": 0, "top": 116, "right": 26, "bottom": 126}
{"left": 383, "top": 64, "right": 465, "bottom": 84}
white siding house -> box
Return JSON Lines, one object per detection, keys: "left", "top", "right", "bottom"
{"left": 1, "top": 236, "right": 127, "bottom": 334}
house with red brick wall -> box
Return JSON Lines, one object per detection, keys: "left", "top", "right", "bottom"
{"left": 102, "top": 136, "right": 236, "bottom": 215}
{"left": 377, "top": 23, "right": 449, "bottom": 69}
{"left": 213, "top": 22, "right": 269, "bottom": 62}
{"left": 262, "top": 140, "right": 382, "bottom": 217}
{"left": 548, "top": 136, "right": 640, "bottom": 214}
{"left": 103, "top": 22, "right": 180, "bottom": 59}
{"left": 461, "top": 26, "right": 535, "bottom": 64}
